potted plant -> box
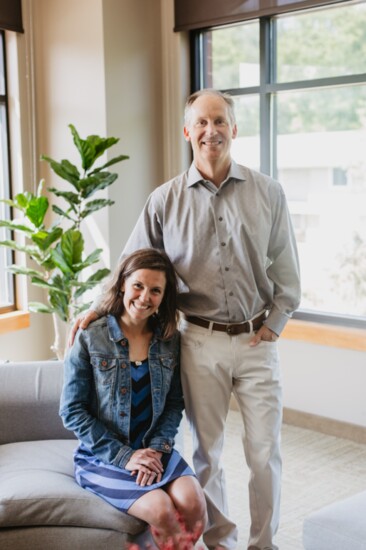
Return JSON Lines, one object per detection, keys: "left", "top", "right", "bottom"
{"left": 0, "top": 124, "right": 128, "bottom": 358}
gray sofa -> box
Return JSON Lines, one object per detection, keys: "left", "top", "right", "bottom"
{"left": 303, "top": 491, "right": 366, "bottom": 550}
{"left": 0, "top": 360, "right": 157, "bottom": 550}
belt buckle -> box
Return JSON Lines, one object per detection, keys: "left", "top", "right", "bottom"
{"left": 226, "top": 324, "right": 243, "bottom": 335}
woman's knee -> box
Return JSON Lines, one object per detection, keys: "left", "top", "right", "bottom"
{"left": 168, "top": 477, "right": 207, "bottom": 529}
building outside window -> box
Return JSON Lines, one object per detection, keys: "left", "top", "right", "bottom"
{"left": 193, "top": 0, "right": 366, "bottom": 326}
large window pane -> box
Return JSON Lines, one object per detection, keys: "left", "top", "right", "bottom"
{"left": 202, "top": 21, "right": 259, "bottom": 89}
{"left": 277, "top": 86, "right": 366, "bottom": 317}
{"left": 230, "top": 95, "right": 260, "bottom": 171}
{"left": 276, "top": 2, "right": 366, "bottom": 82}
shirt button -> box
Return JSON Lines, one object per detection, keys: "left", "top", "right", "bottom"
{"left": 121, "top": 363, "right": 127, "bottom": 369}
{"left": 218, "top": 216, "right": 223, "bottom": 221}
{"left": 225, "top": 267, "right": 229, "bottom": 271}
{"left": 229, "top": 292, "right": 234, "bottom": 296}
{"left": 120, "top": 411, "right": 126, "bottom": 417}
{"left": 101, "top": 360, "right": 107, "bottom": 367}
{"left": 121, "top": 340, "right": 127, "bottom": 346}
{"left": 221, "top": 242, "right": 226, "bottom": 247}
{"left": 121, "top": 387, "right": 127, "bottom": 394}
{"left": 164, "top": 444, "right": 170, "bottom": 451}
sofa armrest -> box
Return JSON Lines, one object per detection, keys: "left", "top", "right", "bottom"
{"left": 0, "top": 361, "right": 75, "bottom": 444}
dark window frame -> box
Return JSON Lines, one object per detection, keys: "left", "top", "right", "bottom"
{"left": 0, "top": 29, "right": 15, "bottom": 314}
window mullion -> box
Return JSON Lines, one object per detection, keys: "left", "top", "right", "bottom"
{"left": 259, "top": 18, "right": 273, "bottom": 176}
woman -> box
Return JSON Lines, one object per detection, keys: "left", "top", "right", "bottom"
{"left": 60, "top": 249, "right": 206, "bottom": 549}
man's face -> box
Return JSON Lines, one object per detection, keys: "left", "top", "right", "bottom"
{"left": 183, "top": 95, "right": 237, "bottom": 167}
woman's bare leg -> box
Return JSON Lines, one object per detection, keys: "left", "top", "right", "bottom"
{"left": 128, "top": 488, "right": 182, "bottom": 549}
{"left": 166, "top": 476, "right": 207, "bottom": 542}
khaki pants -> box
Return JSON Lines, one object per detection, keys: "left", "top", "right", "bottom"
{"left": 179, "top": 318, "right": 282, "bottom": 550}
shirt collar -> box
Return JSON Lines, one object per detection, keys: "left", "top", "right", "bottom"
{"left": 107, "top": 314, "right": 124, "bottom": 342}
{"left": 187, "top": 160, "right": 246, "bottom": 188}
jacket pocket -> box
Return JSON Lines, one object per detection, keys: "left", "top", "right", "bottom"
{"left": 91, "top": 356, "right": 118, "bottom": 387}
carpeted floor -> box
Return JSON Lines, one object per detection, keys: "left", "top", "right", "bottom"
{"left": 183, "top": 409, "right": 366, "bottom": 549}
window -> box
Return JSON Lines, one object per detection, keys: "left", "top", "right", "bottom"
{"left": 193, "top": 0, "right": 366, "bottom": 327}
{"left": 0, "top": 30, "right": 14, "bottom": 314}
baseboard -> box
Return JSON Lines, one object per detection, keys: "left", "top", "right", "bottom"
{"left": 229, "top": 396, "right": 366, "bottom": 444}
{"left": 282, "top": 407, "right": 366, "bottom": 444}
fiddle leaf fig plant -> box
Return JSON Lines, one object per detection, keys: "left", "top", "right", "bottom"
{"left": 0, "top": 125, "right": 128, "bottom": 323}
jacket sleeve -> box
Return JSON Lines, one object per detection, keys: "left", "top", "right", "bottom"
{"left": 59, "top": 331, "right": 134, "bottom": 468}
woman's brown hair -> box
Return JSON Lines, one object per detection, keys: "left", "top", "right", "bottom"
{"left": 98, "top": 248, "right": 179, "bottom": 339}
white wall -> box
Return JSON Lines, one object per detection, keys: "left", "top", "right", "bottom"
{"left": 280, "top": 339, "right": 366, "bottom": 427}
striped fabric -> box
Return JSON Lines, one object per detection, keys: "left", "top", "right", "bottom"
{"left": 129, "top": 359, "right": 152, "bottom": 449}
{"left": 74, "top": 446, "right": 194, "bottom": 513}
{"left": 73, "top": 358, "right": 195, "bottom": 513}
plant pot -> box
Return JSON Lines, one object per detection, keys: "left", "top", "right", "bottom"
{"left": 51, "top": 313, "right": 71, "bottom": 361}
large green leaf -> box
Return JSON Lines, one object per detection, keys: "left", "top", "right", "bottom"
{"left": 87, "top": 135, "right": 119, "bottom": 162}
{"left": 8, "top": 265, "right": 45, "bottom": 278}
{"left": 28, "top": 301, "right": 54, "bottom": 314}
{"left": 31, "top": 227, "right": 63, "bottom": 251}
{"left": 73, "top": 301, "right": 92, "bottom": 316}
{"left": 69, "top": 124, "right": 96, "bottom": 172}
{"left": 51, "top": 229, "right": 84, "bottom": 274}
{"left": 0, "top": 219, "right": 33, "bottom": 234}
{"left": 0, "top": 198, "right": 17, "bottom": 208}
{"left": 62, "top": 229, "right": 84, "bottom": 266}
{"left": 0, "top": 240, "right": 41, "bottom": 259}
{"left": 26, "top": 196, "right": 49, "bottom": 228}
{"left": 79, "top": 172, "right": 118, "bottom": 199}
{"left": 90, "top": 154, "right": 129, "bottom": 174}
{"left": 48, "top": 188, "right": 81, "bottom": 205}
{"left": 80, "top": 199, "right": 114, "bottom": 219}
{"left": 74, "top": 268, "right": 110, "bottom": 299}
{"left": 41, "top": 155, "right": 80, "bottom": 189}
{"left": 72, "top": 247, "right": 103, "bottom": 271}
{"left": 52, "top": 204, "right": 76, "bottom": 220}
{"left": 13, "top": 192, "right": 32, "bottom": 209}
{"left": 69, "top": 124, "right": 120, "bottom": 172}
{"left": 48, "top": 290, "right": 69, "bottom": 322}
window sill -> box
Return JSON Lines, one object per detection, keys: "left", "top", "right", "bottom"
{"left": 0, "top": 310, "right": 30, "bottom": 334}
{"left": 282, "top": 319, "right": 366, "bottom": 352}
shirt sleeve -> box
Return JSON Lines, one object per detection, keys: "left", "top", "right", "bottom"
{"left": 265, "top": 184, "right": 301, "bottom": 335}
{"left": 122, "top": 192, "right": 165, "bottom": 257}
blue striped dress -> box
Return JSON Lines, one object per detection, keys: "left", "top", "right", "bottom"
{"left": 74, "top": 359, "right": 194, "bottom": 513}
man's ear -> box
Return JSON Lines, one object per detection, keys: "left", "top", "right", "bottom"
{"left": 183, "top": 126, "right": 191, "bottom": 142}
{"left": 232, "top": 124, "right": 238, "bottom": 139}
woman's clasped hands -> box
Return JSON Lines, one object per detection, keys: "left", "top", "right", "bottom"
{"left": 126, "top": 448, "right": 164, "bottom": 486}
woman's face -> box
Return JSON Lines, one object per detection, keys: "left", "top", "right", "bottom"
{"left": 121, "top": 268, "right": 166, "bottom": 324}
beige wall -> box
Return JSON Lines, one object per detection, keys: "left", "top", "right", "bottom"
{"left": 0, "top": 0, "right": 179, "bottom": 360}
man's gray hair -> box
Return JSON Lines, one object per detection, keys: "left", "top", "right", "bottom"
{"left": 184, "top": 89, "right": 236, "bottom": 126}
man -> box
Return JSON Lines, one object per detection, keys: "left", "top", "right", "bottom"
{"left": 73, "top": 89, "right": 301, "bottom": 549}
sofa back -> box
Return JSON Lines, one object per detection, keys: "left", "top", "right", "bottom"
{"left": 0, "top": 360, "right": 75, "bottom": 444}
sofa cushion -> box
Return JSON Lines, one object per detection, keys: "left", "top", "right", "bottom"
{"left": 0, "top": 361, "right": 71, "bottom": 444}
{"left": 0, "top": 440, "right": 146, "bottom": 536}
{"left": 303, "top": 490, "right": 366, "bottom": 550}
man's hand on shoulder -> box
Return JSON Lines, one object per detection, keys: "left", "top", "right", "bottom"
{"left": 68, "top": 310, "right": 99, "bottom": 347}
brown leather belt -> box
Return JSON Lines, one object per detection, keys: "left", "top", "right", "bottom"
{"left": 184, "top": 312, "right": 267, "bottom": 335}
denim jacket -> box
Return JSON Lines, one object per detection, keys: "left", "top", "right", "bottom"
{"left": 59, "top": 315, "right": 183, "bottom": 468}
